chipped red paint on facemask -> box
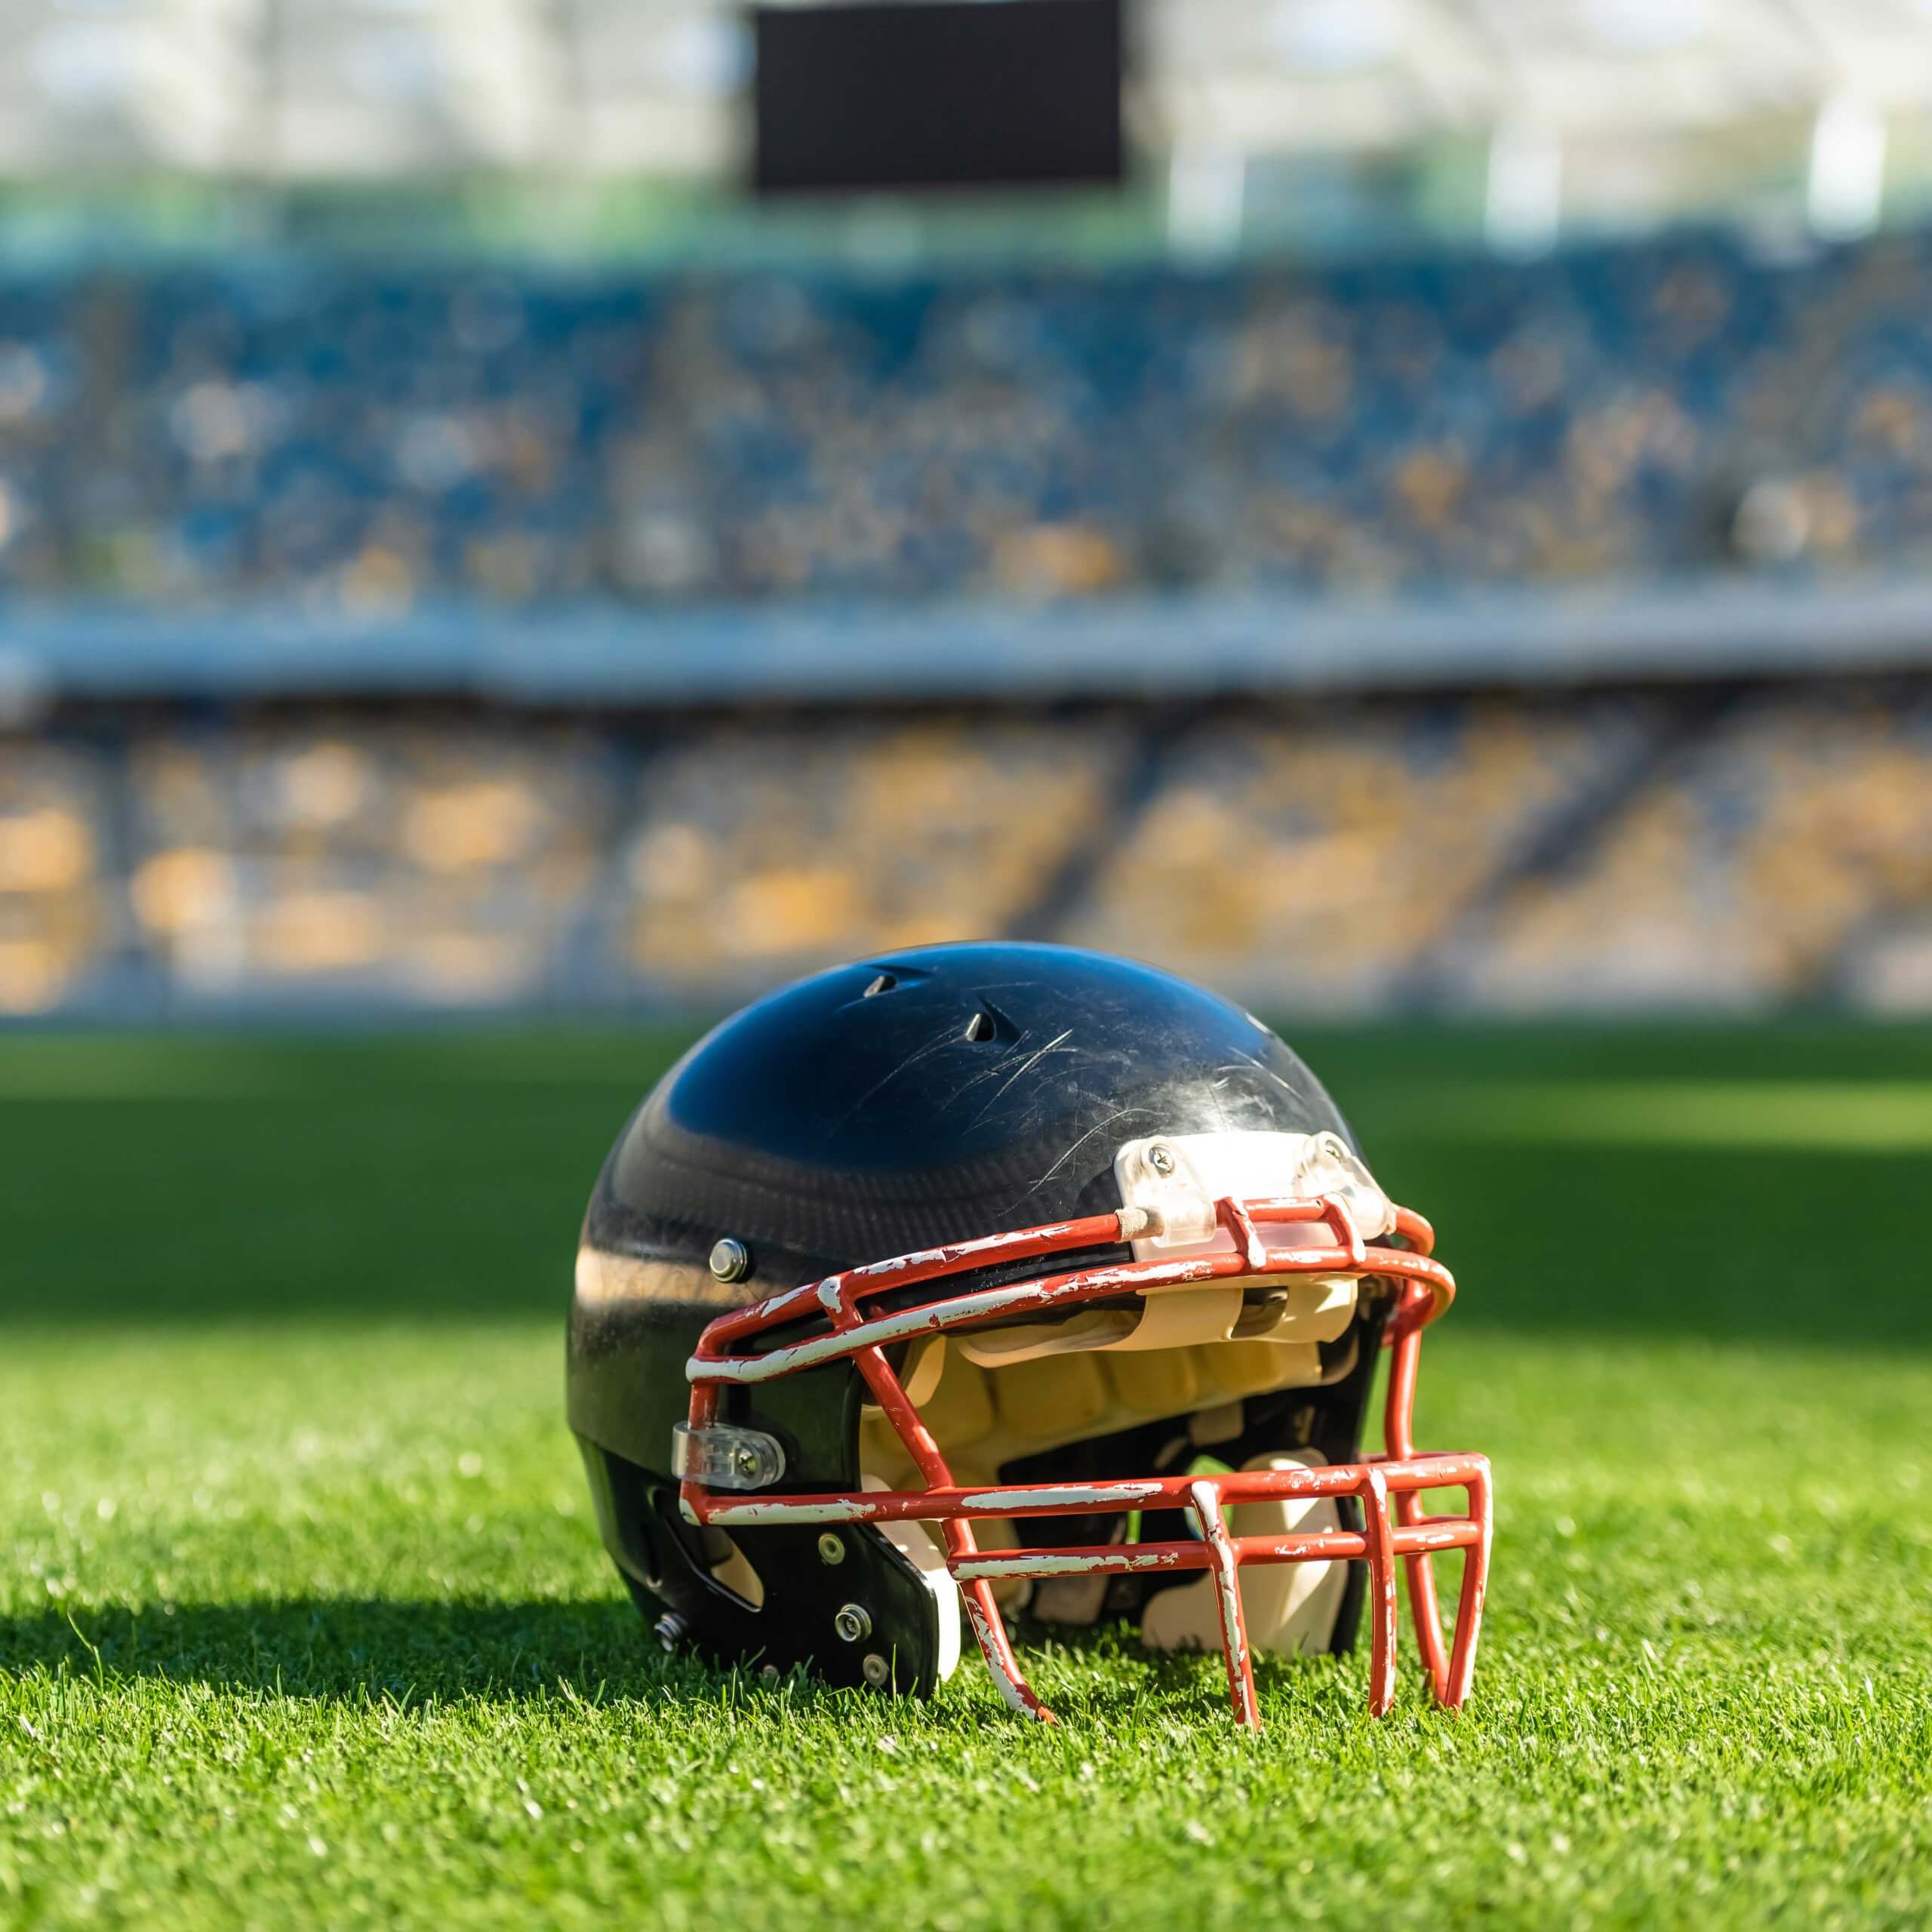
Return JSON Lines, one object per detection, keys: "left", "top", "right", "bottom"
{"left": 681, "top": 1192, "right": 1491, "bottom": 1730}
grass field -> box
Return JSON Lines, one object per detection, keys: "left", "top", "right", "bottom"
{"left": 2, "top": 1020, "right": 1929, "bottom": 1929}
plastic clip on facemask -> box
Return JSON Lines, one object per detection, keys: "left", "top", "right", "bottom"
{"left": 669, "top": 1421, "right": 786, "bottom": 1491}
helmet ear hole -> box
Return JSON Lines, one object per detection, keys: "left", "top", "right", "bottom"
{"left": 697, "top": 1527, "right": 766, "bottom": 1611}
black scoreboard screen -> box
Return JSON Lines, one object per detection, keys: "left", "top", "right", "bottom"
{"left": 752, "top": 1, "right": 1124, "bottom": 195}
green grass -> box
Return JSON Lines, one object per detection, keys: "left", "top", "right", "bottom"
{"left": 2, "top": 1021, "right": 1929, "bottom": 1929}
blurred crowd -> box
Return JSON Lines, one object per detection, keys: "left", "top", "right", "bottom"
{"left": 5, "top": 683, "right": 1928, "bottom": 1018}
{"left": 8, "top": 228, "right": 1932, "bottom": 611}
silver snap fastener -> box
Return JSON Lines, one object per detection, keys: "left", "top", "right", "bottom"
{"left": 709, "top": 1238, "right": 751, "bottom": 1283}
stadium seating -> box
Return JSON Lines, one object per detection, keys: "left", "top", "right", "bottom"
{"left": 611, "top": 713, "right": 1128, "bottom": 998}
{"left": 8, "top": 679, "right": 1927, "bottom": 1017}
{"left": 0, "top": 740, "right": 116, "bottom": 1014}
{"left": 5, "top": 232, "right": 1930, "bottom": 611}
{"left": 122, "top": 721, "right": 616, "bottom": 1005}
{"left": 79, "top": 710, "right": 1131, "bottom": 1009}
{"left": 1444, "top": 683, "right": 1932, "bottom": 1010}
{"left": 1066, "top": 696, "right": 1660, "bottom": 1011}
{"left": 6, "top": 227, "right": 1932, "bottom": 1019}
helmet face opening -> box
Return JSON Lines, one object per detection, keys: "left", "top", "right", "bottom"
{"left": 568, "top": 943, "right": 1493, "bottom": 1728}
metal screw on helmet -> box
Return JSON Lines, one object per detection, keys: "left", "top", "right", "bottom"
{"left": 862, "top": 1654, "right": 891, "bottom": 1689}
{"left": 817, "top": 1531, "right": 846, "bottom": 1566}
{"left": 732, "top": 1447, "right": 761, "bottom": 1481}
{"left": 653, "top": 1611, "right": 689, "bottom": 1652}
{"left": 709, "top": 1238, "right": 751, "bottom": 1283}
{"left": 1149, "top": 1143, "right": 1176, "bottom": 1176}
{"left": 833, "top": 1603, "right": 872, "bottom": 1643}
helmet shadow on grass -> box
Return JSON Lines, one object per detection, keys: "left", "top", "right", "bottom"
{"left": 0, "top": 1595, "right": 1365, "bottom": 1729}
{"left": 2, "top": 1595, "right": 764, "bottom": 1712}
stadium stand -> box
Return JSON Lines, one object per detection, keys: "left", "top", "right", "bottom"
{"left": 6, "top": 229, "right": 1932, "bottom": 617}
{"left": 0, "top": 738, "right": 115, "bottom": 1014}
{"left": 6, "top": 226, "right": 1932, "bottom": 1019}
{"left": 611, "top": 714, "right": 1131, "bottom": 1001}
{"left": 123, "top": 720, "right": 617, "bottom": 1006}
{"left": 1064, "top": 695, "right": 1663, "bottom": 1011}
{"left": 5, "top": 678, "right": 1927, "bottom": 1017}
{"left": 1443, "top": 682, "right": 1932, "bottom": 1011}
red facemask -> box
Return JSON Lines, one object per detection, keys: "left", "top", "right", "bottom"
{"left": 677, "top": 1188, "right": 1491, "bottom": 1730}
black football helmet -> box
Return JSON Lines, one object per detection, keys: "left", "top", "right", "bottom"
{"left": 568, "top": 943, "right": 1489, "bottom": 1727}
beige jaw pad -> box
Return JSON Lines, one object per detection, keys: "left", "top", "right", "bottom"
{"left": 1139, "top": 1451, "right": 1348, "bottom": 1660}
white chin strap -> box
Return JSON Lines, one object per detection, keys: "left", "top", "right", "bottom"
{"left": 1140, "top": 1450, "right": 1348, "bottom": 1660}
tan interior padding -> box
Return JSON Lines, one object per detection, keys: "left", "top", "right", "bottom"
{"left": 860, "top": 1279, "right": 1358, "bottom": 1603}
{"left": 950, "top": 1272, "right": 1355, "bottom": 1369}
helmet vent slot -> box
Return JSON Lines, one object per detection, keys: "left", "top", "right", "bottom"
{"left": 863, "top": 971, "right": 897, "bottom": 997}
{"left": 963, "top": 1010, "right": 996, "bottom": 1044}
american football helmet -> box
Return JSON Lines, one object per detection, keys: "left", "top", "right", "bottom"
{"left": 568, "top": 942, "right": 1489, "bottom": 1728}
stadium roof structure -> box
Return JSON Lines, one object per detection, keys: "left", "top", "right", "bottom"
{"left": 1, "top": 0, "right": 1930, "bottom": 183}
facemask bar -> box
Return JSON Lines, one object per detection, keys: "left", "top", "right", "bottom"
{"left": 680, "top": 1193, "right": 1491, "bottom": 1730}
